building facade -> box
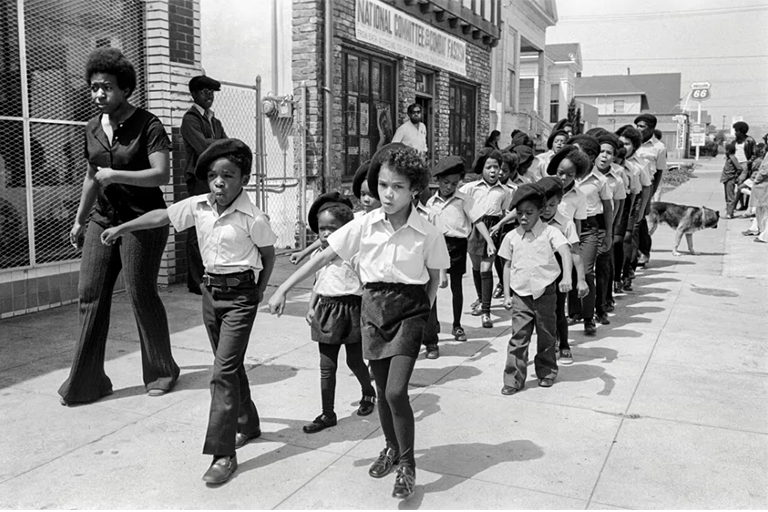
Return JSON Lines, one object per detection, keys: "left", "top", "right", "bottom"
{"left": 544, "top": 43, "right": 582, "bottom": 125}
{"left": 294, "top": 0, "right": 501, "bottom": 197}
{"left": 0, "top": 0, "right": 203, "bottom": 318}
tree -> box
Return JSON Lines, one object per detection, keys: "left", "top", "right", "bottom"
{"left": 567, "top": 98, "right": 582, "bottom": 135}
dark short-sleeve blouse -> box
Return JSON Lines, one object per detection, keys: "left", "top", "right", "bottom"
{"left": 84, "top": 107, "right": 171, "bottom": 227}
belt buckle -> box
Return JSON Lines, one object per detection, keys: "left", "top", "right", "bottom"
{"left": 203, "top": 274, "right": 212, "bottom": 287}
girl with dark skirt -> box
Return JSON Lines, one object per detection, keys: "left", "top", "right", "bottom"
{"left": 301, "top": 192, "right": 377, "bottom": 434}
{"left": 268, "top": 143, "right": 449, "bottom": 500}
{"left": 59, "top": 47, "right": 179, "bottom": 405}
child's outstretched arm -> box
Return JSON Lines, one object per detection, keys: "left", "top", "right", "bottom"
{"left": 556, "top": 244, "right": 573, "bottom": 293}
{"left": 290, "top": 239, "right": 322, "bottom": 265}
{"left": 502, "top": 259, "right": 513, "bottom": 310}
{"left": 571, "top": 248, "right": 588, "bottom": 298}
{"left": 256, "top": 245, "right": 276, "bottom": 304}
{"left": 425, "top": 268, "right": 441, "bottom": 306}
{"left": 474, "top": 221, "right": 496, "bottom": 257}
{"left": 101, "top": 209, "right": 171, "bottom": 245}
{"left": 268, "top": 246, "right": 338, "bottom": 317}
{"left": 490, "top": 208, "right": 518, "bottom": 236}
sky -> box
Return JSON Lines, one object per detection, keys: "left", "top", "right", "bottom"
{"left": 547, "top": 0, "right": 768, "bottom": 135}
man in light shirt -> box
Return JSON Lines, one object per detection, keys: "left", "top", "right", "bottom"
{"left": 392, "top": 103, "right": 428, "bottom": 154}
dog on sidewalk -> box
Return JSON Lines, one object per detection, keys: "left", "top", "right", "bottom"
{"left": 647, "top": 202, "right": 719, "bottom": 256}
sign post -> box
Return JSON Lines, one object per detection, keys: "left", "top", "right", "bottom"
{"left": 690, "top": 82, "right": 711, "bottom": 160}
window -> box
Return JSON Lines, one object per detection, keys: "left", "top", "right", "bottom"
{"left": 550, "top": 83, "right": 560, "bottom": 123}
{"left": 341, "top": 50, "right": 395, "bottom": 178}
{"left": 519, "top": 78, "right": 535, "bottom": 112}
{"left": 448, "top": 80, "right": 476, "bottom": 166}
{"left": 613, "top": 99, "right": 625, "bottom": 114}
{"left": 508, "top": 69, "right": 516, "bottom": 107}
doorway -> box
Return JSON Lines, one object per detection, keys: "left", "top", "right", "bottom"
{"left": 415, "top": 69, "right": 435, "bottom": 168}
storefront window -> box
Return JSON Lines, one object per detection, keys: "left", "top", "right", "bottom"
{"left": 448, "top": 81, "right": 476, "bottom": 166}
{"left": 342, "top": 50, "right": 395, "bottom": 178}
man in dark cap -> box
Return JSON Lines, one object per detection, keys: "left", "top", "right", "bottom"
{"left": 633, "top": 114, "right": 667, "bottom": 265}
{"left": 181, "top": 75, "right": 228, "bottom": 294}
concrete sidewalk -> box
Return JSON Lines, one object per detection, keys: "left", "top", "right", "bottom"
{"left": 1, "top": 157, "right": 766, "bottom": 509}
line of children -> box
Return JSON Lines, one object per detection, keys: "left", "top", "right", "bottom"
{"left": 269, "top": 143, "right": 450, "bottom": 500}
{"left": 101, "top": 139, "right": 276, "bottom": 485}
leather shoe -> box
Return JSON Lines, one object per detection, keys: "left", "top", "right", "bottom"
{"left": 303, "top": 413, "right": 337, "bottom": 434}
{"left": 392, "top": 465, "right": 416, "bottom": 499}
{"left": 369, "top": 446, "right": 399, "bottom": 478}
{"left": 539, "top": 378, "right": 554, "bottom": 388}
{"left": 584, "top": 321, "right": 597, "bottom": 336}
{"left": 235, "top": 428, "right": 261, "bottom": 449}
{"left": 596, "top": 313, "right": 610, "bottom": 325}
{"left": 357, "top": 396, "right": 376, "bottom": 416}
{"left": 425, "top": 344, "right": 439, "bottom": 359}
{"left": 202, "top": 455, "right": 237, "bottom": 485}
{"left": 501, "top": 385, "right": 521, "bottom": 396}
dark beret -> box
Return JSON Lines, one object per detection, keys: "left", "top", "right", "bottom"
{"left": 472, "top": 147, "right": 504, "bottom": 175}
{"left": 195, "top": 138, "right": 252, "bottom": 180}
{"left": 432, "top": 156, "right": 465, "bottom": 177}
{"left": 546, "top": 145, "right": 591, "bottom": 179}
{"left": 512, "top": 145, "right": 534, "bottom": 167}
{"left": 510, "top": 183, "right": 544, "bottom": 210}
{"left": 367, "top": 142, "right": 410, "bottom": 200}
{"left": 633, "top": 113, "right": 657, "bottom": 128}
{"left": 597, "top": 133, "right": 622, "bottom": 151}
{"left": 308, "top": 192, "right": 353, "bottom": 234}
{"left": 189, "top": 75, "right": 221, "bottom": 92}
{"left": 352, "top": 161, "right": 371, "bottom": 199}
{"left": 566, "top": 134, "right": 601, "bottom": 162}
{"left": 546, "top": 129, "right": 569, "bottom": 150}
{"left": 537, "top": 176, "right": 564, "bottom": 199}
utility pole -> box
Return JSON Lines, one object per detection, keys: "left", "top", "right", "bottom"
{"left": 722, "top": 115, "right": 726, "bottom": 130}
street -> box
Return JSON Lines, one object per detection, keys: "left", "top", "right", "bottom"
{"left": 0, "top": 157, "right": 766, "bottom": 509}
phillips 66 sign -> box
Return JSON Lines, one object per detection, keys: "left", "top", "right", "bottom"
{"left": 691, "top": 81, "right": 711, "bottom": 101}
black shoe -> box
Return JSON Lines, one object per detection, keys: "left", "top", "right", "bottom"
{"left": 622, "top": 278, "right": 633, "bottom": 291}
{"left": 202, "top": 455, "right": 237, "bottom": 485}
{"left": 425, "top": 344, "right": 439, "bottom": 359}
{"left": 584, "top": 321, "right": 597, "bottom": 336}
{"left": 234, "top": 428, "right": 261, "bottom": 449}
{"left": 539, "top": 378, "right": 554, "bottom": 388}
{"left": 369, "top": 446, "right": 399, "bottom": 478}
{"left": 596, "top": 313, "right": 611, "bottom": 325}
{"left": 392, "top": 465, "right": 416, "bottom": 499}
{"left": 567, "top": 314, "right": 582, "bottom": 326}
{"left": 501, "top": 385, "right": 521, "bottom": 396}
{"left": 604, "top": 302, "right": 615, "bottom": 313}
{"left": 613, "top": 282, "right": 624, "bottom": 294}
{"left": 357, "top": 395, "right": 376, "bottom": 416}
{"left": 303, "top": 413, "right": 337, "bottom": 434}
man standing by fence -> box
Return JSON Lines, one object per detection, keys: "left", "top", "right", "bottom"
{"left": 181, "top": 75, "right": 228, "bottom": 294}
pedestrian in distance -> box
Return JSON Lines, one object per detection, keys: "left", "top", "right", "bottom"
{"left": 391, "top": 103, "right": 428, "bottom": 154}
{"left": 423, "top": 156, "right": 486, "bottom": 354}
{"left": 460, "top": 148, "right": 511, "bottom": 329}
{"left": 485, "top": 130, "right": 501, "bottom": 150}
{"left": 499, "top": 183, "right": 573, "bottom": 395}
{"left": 721, "top": 142, "right": 744, "bottom": 220}
{"left": 181, "top": 75, "right": 228, "bottom": 294}
{"left": 300, "top": 192, "right": 377, "bottom": 433}
{"left": 538, "top": 177, "right": 588, "bottom": 365}
{"left": 268, "top": 143, "right": 450, "bottom": 500}
{"left": 101, "top": 139, "right": 277, "bottom": 486}
{"left": 59, "top": 47, "right": 179, "bottom": 406}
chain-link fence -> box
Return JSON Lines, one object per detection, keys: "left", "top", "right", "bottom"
{"left": 213, "top": 78, "right": 307, "bottom": 253}
{"left": 0, "top": 0, "right": 146, "bottom": 270}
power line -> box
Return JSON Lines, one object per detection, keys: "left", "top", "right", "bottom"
{"left": 584, "top": 55, "right": 768, "bottom": 62}
{"left": 559, "top": 4, "right": 768, "bottom": 22}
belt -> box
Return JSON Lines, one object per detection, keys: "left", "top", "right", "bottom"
{"left": 203, "top": 270, "right": 254, "bottom": 288}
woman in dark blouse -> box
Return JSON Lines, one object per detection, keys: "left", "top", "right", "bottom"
{"left": 59, "top": 48, "right": 179, "bottom": 405}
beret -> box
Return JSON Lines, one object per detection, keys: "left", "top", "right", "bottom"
{"left": 633, "top": 113, "right": 657, "bottom": 128}
{"left": 189, "top": 75, "right": 221, "bottom": 92}
{"left": 432, "top": 156, "right": 465, "bottom": 177}
{"left": 352, "top": 161, "right": 371, "bottom": 199}
{"left": 597, "top": 133, "right": 622, "bottom": 151}
{"left": 308, "top": 192, "right": 353, "bottom": 234}
{"left": 366, "top": 142, "right": 410, "bottom": 200}
{"left": 512, "top": 144, "right": 534, "bottom": 167}
{"left": 195, "top": 138, "right": 252, "bottom": 180}
{"left": 546, "top": 145, "right": 591, "bottom": 180}
{"left": 566, "top": 134, "right": 600, "bottom": 162}
{"left": 537, "top": 176, "right": 564, "bottom": 199}
{"left": 472, "top": 147, "right": 504, "bottom": 175}
{"left": 546, "top": 129, "right": 569, "bottom": 150}
{"left": 510, "top": 183, "right": 544, "bottom": 210}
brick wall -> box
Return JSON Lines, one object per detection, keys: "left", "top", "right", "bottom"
{"left": 169, "top": 0, "right": 195, "bottom": 64}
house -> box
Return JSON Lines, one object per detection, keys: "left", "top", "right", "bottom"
{"left": 574, "top": 72, "right": 682, "bottom": 116}
{"left": 544, "top": 43, "right": 582, "bottom": 124}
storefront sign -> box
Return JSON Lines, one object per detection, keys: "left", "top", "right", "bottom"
{"left": 356, "top": 0, "right": 467, "bottom": 77}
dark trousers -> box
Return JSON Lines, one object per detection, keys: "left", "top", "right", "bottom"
{"left": 318, "top": 343, "right": 375, "bottom": 416}
{"left": 595, "top": 246, "right": 613, "bottom": 316}
{"left": 569, "top": 218, "right": 602, "bottom": 324}
{"left": 723, "top": 179, "right": 739, "bottom": 217}
{"left": 201, "top": 281, "right": 261, "bottom": 456}
{"left": 503, "top": 284, "right": 558, "bottom": 389}
{"left": 369, "top": 355, "right": 417, "bottom": 468}
{"left": 185, "top": 180, "right": 208, "bottom": 291}
{"left": 640, "top": 169, "right": 664, "bottom": 256}
{"left": 423, "top": 303, "right": 439, "bottom": 346}
{"left": 59, "top": 222, "right": 178, "bottom": 404}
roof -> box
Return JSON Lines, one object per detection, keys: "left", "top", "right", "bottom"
{"left": 575, "top": 73, "right": 682, "bottom": 114}
{"left": 545, "top": 43, "right": 581, "bottom": 68}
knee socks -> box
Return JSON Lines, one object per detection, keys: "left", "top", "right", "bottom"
{"left": 450, "top": 274, "right": 464, "bottom": 328}
{"left": 472, "top": 269, "right": 482, "bottom": 302}
{"left": 480, "top": 271, "right": 493, "bottom": 314}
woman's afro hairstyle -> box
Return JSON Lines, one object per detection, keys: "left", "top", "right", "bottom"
{"left": 472, "top": 148, "right": 505, "bottom": 175}
{"left": 615, "top": 125, "right": 642, "bottom": 150}
{"left": 85, "top": 47, "right": 137, "bottom": 97}
{"left": 366, "top": 143, "right": 429, "bottom": 200}
{"left": 566, "top": 134, "right": 601, "bottom": 164}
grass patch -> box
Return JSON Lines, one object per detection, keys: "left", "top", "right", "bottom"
{"left": 660, "top": 162, "right": 696, "bottom": 195}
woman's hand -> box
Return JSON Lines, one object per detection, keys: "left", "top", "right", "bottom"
{"left": 503, "top": 297, "right": 513, "bottom": 310}
{"left": 576, "top": 279, "right": 589, "bottom": 299}
{"left": 69, "top": 221, "right": 85, "bottom": 249}
{"left": 486, "top": 241, "right": 497, "bottom": 258}
{"left": 305, "top": 307, "right": 315, "bottom": 326}
{"left": 268, "top": 291, "right": 286, "bottom": 317}
{"left": 94, "top": 167, "right": 117, "bottom": 187}
{"left": 489, "top": 224, "right": 500, "bottom": 238}
{"left": 599, "top": 236, "right": 613, "bottom": 255}
{"left": 101, "top": 227, "right": 122, "bottom": 245}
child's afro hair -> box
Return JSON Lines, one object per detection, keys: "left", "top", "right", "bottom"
{"left": 366, "top": 143, "right": 429, "bottom": 200}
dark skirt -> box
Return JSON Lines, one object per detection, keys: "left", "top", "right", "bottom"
{"left": 467, "top": 215, "right": 502, "bottom": 256}
{"left": 311, "top": 294, "right": 362, "bottom": 345}
{"left": 445, "top": 236, "right": 469, "bottom": 276}
{"left": 361, "top": 283, "right": 431, "bottom": 360}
